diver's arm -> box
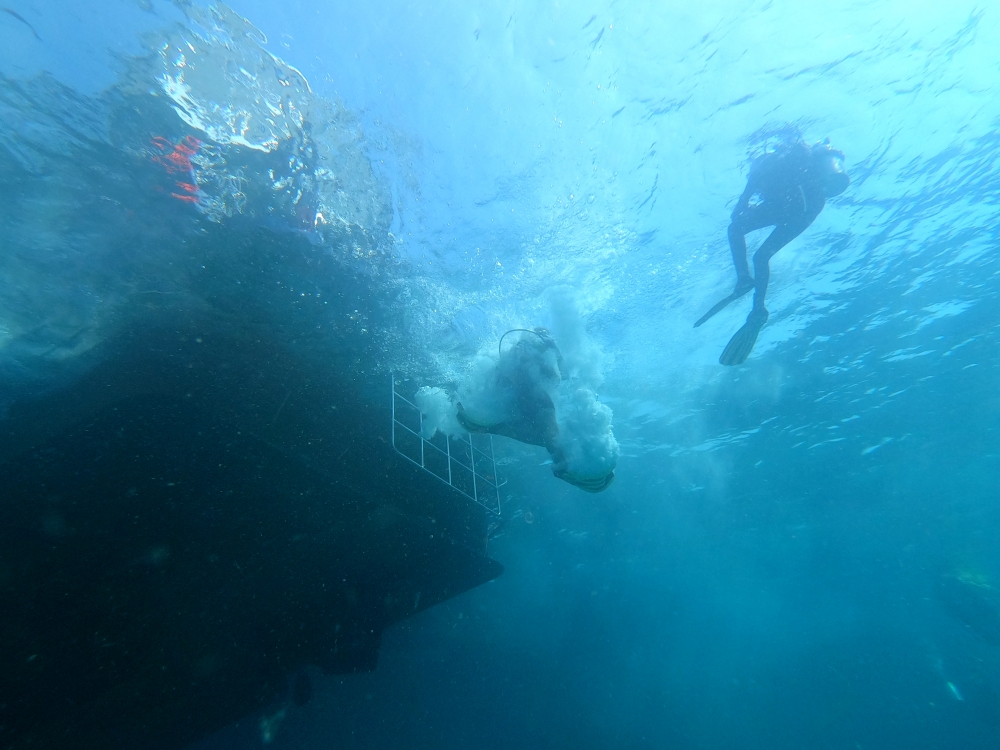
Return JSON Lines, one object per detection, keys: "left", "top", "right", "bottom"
{"left": 733, "top": 152, "right": 779, "bottom": 218}
{"left": 731, "top": 179, "right": 757, "bottom": 219}
{"left": 732, "top": 154, "right": 778, "bottom": 218}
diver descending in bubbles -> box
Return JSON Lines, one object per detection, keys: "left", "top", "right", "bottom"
{"left": 695, "top": 139, "right": 850, "bottom": 365}
{"left": 456, "top": 328, "right": 616, "bottom": 493}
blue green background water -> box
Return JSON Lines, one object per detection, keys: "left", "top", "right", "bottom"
{"left": 2, "top": 0, "right": 1000, "bottom": 747}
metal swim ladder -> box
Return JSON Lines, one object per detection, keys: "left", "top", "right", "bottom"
{"left": 391, "top": 376, "right": 504, "bottom": 517}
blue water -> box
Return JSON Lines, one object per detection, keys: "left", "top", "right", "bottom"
{"left": 3, "top": 0, "right": 1000, "bottom": 747}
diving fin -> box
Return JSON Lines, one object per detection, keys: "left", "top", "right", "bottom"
{"left": 694, "top": 281, "right": 754, "bottom": 328}
{"left": 456, "top": 403, "right": 494, "bottom": 433}
{"left": 719, "top": 309, "right": 769, "bottom": 366}
{"left": 554, "top": 468, "right": 616, "bottom": 493}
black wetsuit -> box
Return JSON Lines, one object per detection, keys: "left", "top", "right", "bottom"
{"left": 729, "top": 141, "right": 828, "bottom": 315}
{"left": 458, "top": 330, "right": 563, "bottom": 458}
{"left": 457, "top": 329, "right": 615, "bottom": 492}
{"left": 696, "top": 140, "right": 846, "bottom": 366}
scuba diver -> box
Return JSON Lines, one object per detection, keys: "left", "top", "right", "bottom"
{"left": 456, "top": 328, "right": 615, "bottom": 493}
{"left": 695, "top": 139, "right": 850, "bottom": 365}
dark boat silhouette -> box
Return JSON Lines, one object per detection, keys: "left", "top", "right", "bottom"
{"left": 0, "top": 232, "right": 502, "bottom": 749}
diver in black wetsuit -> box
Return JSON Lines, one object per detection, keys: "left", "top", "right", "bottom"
{"left": 457, "top": 328, "right": 615, "bottom": 493}
{"left": 458, "top": 328, "right": 564, "bottom": 457}
{"left": 695, "top": 139, "right": 850, "bottom": 365}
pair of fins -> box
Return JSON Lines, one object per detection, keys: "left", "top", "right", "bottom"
{"left": 694, "top": 285, "right": 768, "bottom": 367}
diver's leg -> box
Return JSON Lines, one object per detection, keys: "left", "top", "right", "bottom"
{"left": 540, "top": 405, "right": 564, "bottom": 469}
{"left": 729, "top": 205, "right": 775, "bottom": 293}
{"left": 749, "top": 221, "right": 808, "bottom": 313}
{"left": 750, "top": 250, "right": 771, "bottom": 315}
{"left": 694, "top": 229, "right": 757, "bottom": 327}
{"left": 720, "top": 269, "right": 772, "bottom": 364}
{"left": 727, "top": 222, "right": 753, "bottom": 290}
{"left": 720, "top": 221, "right": 807, "bottom": 366}
{"left": 696, "top": 211, "right": 769, "bottom": 328}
